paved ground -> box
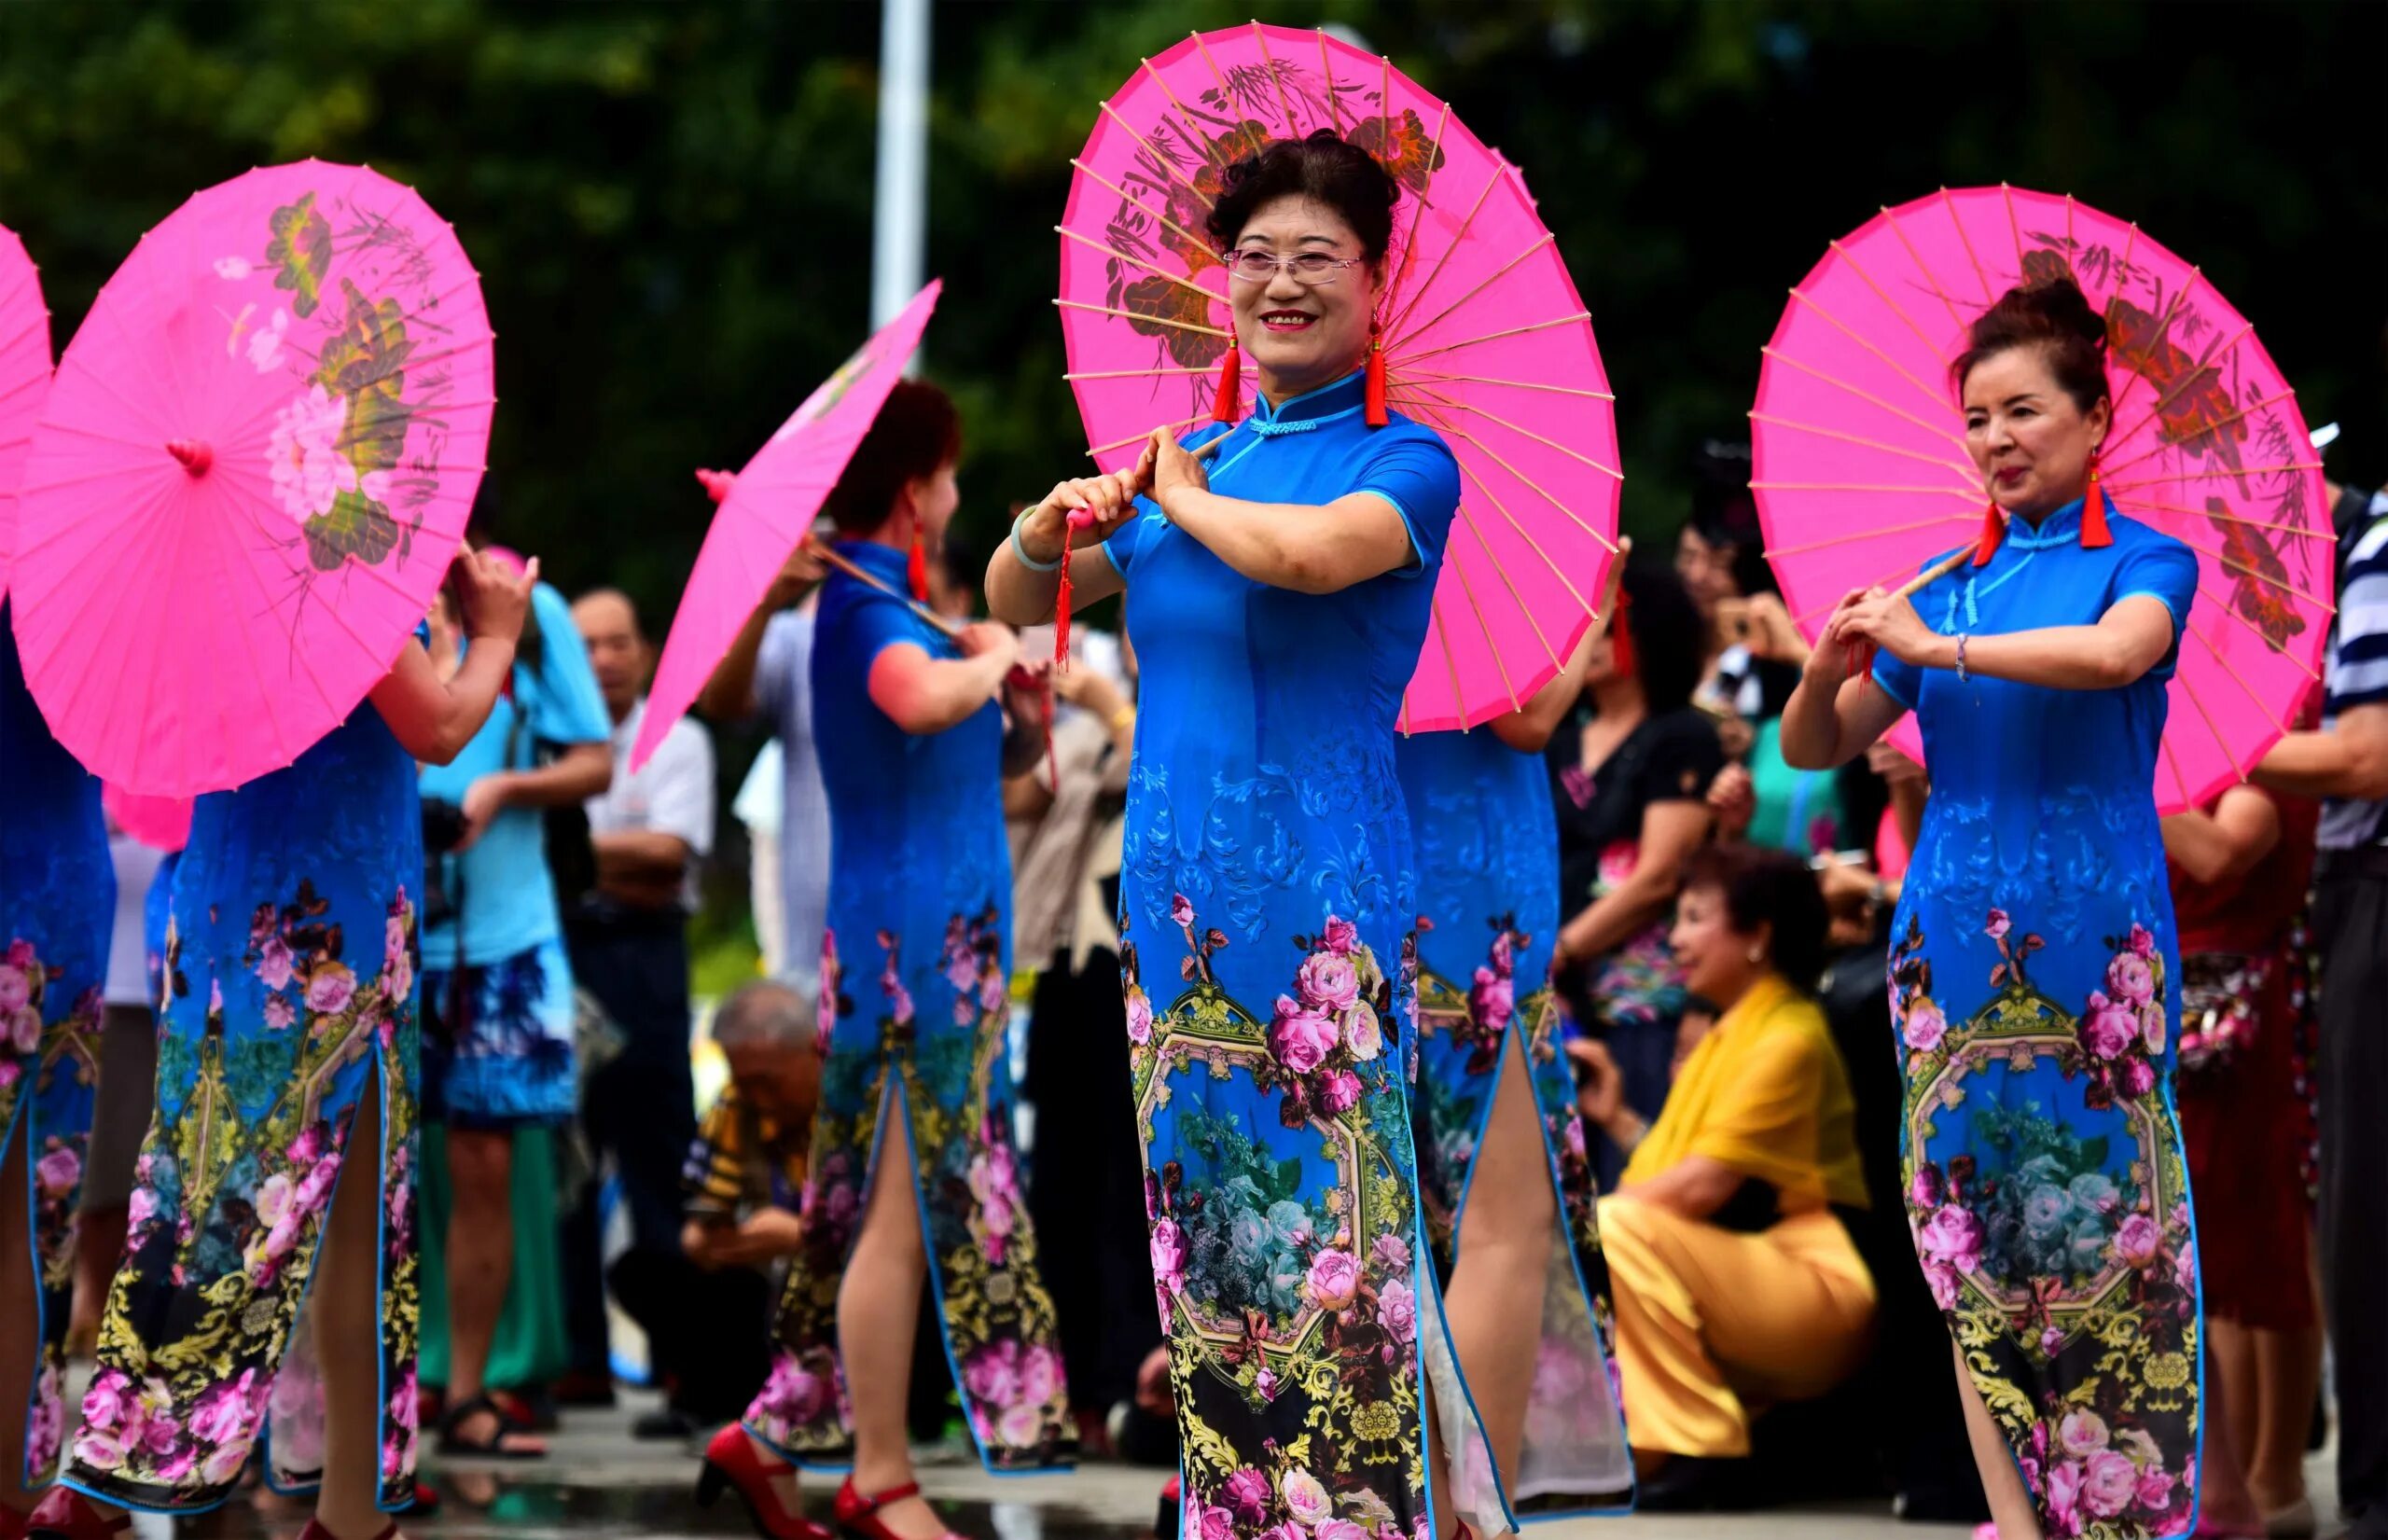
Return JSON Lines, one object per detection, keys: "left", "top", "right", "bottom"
{"left": 146, "top": 1392, "right": 2348, "bottom": 1539}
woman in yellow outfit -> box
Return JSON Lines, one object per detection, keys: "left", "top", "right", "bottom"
{"left": 1569, "top": 843, "right": 1876, "bottom": 1511}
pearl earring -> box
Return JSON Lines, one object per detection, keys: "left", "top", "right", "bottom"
{"left": 1746, "top": 945, "right": 1765, "bottom": 964}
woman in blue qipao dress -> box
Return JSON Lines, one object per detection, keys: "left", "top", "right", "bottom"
{"left": 698, "top": 381, "right": 1073, "bottom": 1540}
{"left": 0, "top": 609, "right": 112, "bottom": 1528}
{"left": 1395, "top": 629, "right": 1634, "bottom": 1517}
{"left": 37, "top": 552, "right": 531, "bottom": 1540}
{"left": 1781, "top": 278, "right": 2206, "bottom": 1540}
{"left": 993, "top": 132, "right": 1521, "bottom": 1540}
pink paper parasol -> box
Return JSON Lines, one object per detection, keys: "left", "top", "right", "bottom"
{"left": 104, "top": 783, "right": 192, "bottom": 853}
{"left": 1752, "top": 186, "right": 2328, "bottom": 812}
{"left": 1056, "top": 23, "right": 1619, "bottom": 732}
{"left": 632, "top": 279, "right": 942, "bottom": 772}
{"left": 10, "top": 160, "right": 494, "bottom": 797}
{"left": 0, "top": 222, "right": 52, "bottom": 602}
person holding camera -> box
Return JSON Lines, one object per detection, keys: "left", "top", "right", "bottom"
{"left": 415, "top": 555, "right": 612, "bottom": 1458}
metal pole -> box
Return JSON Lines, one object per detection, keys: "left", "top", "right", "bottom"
{"left": 871, "top": 0, "right": 930, "bottom": 340}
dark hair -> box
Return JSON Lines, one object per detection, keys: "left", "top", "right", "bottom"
{"left": 1205, "top": 131, "right": 1400, "bottom": 266}
{"left": 1617, "top": 559, "right": 1706, "bottom": 714}
{"left": 935, "top": 532, "right": 980, "bottom": 603}
{"left": 1951, "top": 276, "right": 2110, "bottom": 414}
{"left": 1679, "top": 843, "right": 1831, "bottom": 992}
{"left": 822, "top": 380, "right": 962, "bottom": 536}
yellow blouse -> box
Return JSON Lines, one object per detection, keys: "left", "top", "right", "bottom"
{"left": 1622, "top": 972, "right": 1868, "bottom": 1211}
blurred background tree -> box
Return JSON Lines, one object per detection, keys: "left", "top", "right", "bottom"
{"left": 5, "top": 0, "right": 2382, "bottom": 971}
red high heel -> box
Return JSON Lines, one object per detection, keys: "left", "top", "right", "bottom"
{"left": 296, "top": 1521, "right": 398, "bottom": 1540}
{"left": 22, "top": 1488, "right": 130, "bottom": 1539}
{"left": 834, "top": 1476, "right": 963, "bottom": 1540}
{"left": 696, "top": 1423, "right": 833, "bottom": 1540}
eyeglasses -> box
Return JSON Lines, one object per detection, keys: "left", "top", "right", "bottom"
{"left": 1222, "top": 249, "right": 1367, "bottom": 286}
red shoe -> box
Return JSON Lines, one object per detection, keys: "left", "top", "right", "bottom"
{"left": 696, "top": 1424, "right": 832, "bottom": 1540}
{"left": 23, "top": 1488, "right": 131, "bottom": 1539}
{"left": 296, "top": 1521, "right": 398, "bottom": 1540}
{"left": 834, "top": 1477, "right": 962, "bottom": 1540}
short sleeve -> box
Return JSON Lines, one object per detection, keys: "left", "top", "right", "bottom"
{"left": 2329, "top": 518, "right": 2388, "bottom": 713}
{"left": 1635, "top": 711, "right": 1726, "bottom": 808}
{"left": 848, "top": 590, "right": 934, "bottom": 673}
{"left": 1871, "top": 648, "right": 1923, "bottom": 711}
{"left": 522, "top": 585, "right": 612, "bottom": 747}
{"left": 1353, "top": 431, "right": 1463, "bottom": 580}
{"left": 756, "top": 611, "right": 804, "bottom": 728}
{"left": 2110, "top": 534, "right": 2199, "bottom": 679}
{"left": 1100, "top": 502, "right": 1156, "bottom": 582}
{"left": 646, "top": 722, "right": 718, "bottom": 857}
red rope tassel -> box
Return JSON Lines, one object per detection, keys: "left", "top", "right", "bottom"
{"left": 1363, "top": 319, "right": 1388, "bottom": 428}
{"left": 2081, "top": 457, "right": 2113, "bottom": 548}
{"left": 1210, "top": 339, "right": 1242, "bottom": 424}
{"left": 1607, "top": 586, "right": 1636, "bottom": 681}
{"left": 1970, "top": 500, "right": 2006, "bottom": 567}
{"left": 1051, "top": 507, "right": 1094, "bottom": 673}
{"left": 908, "top": 528, "right": 930, "bottom": 603}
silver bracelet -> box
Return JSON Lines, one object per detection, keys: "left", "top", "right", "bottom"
{"left": 1955, "top": 632, "right": 1970, "bottom": 684}
{"left": 1010, "top": 509, "right": 1062, "bottom": 573}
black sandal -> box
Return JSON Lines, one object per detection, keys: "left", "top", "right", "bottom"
{"left": 437, "top": 1392, "right": 546, "bottom": 1459}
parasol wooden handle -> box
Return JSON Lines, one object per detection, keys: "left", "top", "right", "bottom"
{"left": 800, "top": 537, "right": 965, "bottom": 640}
{"left": 1893, "top": 544, "right": 1975, "bottom": 603}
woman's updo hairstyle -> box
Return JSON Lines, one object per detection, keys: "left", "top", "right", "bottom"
{"left": 822, "top": 379, "right": 962, "bottom": 536}
{"left": 1679, "top": 843, "right": 1832, "bottom": 992}
{"left": 1951, "top": 275, "right": 2111, "bottom": 416}
{"left": 1205, "top": 130, "right": 1400, "bottom": 266}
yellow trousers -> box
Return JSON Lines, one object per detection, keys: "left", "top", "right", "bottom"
{"left": 1598, "top": 1196, "right": 1877, "bottom": 1458}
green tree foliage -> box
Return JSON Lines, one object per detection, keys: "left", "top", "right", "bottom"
{"left": 1, "top": 0, "right": 2381, "bottom": 626}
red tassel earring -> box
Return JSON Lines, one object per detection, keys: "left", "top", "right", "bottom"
{"left": 1607, "top": 585, "right": 1637, "bottom": 681}
{"left": 2080, "top": 448, "right": 2113, "bottom": 548}
{"left": 908, "top": 523, "right": 930, "bottom": 604}
{"left": 1363, "top": 317, "right": 1388, "bottom": 427}
{"left": 1210, "top": 338, "right": 1242, "bottom": 424}
{"left": 1969, "top": 500, "right": 2006, "bottom": 567}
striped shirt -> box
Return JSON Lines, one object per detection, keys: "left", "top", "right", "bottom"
{"left": 682, "top": 1084, "right": 808, "bottom": 1223}
{"left": 2319, "top": 492, "right": 2388, "bottom": 851}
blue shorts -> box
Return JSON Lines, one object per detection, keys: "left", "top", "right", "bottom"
{"left": 421, "top": 936, "right": 578, "bottom": 1128}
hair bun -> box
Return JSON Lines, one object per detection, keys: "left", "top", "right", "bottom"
{"left": 1952, "top": 272, "right": 2112, "bottom": 410}
{"left": 2020, "top": 274, "right": 2108, "bottom": 352}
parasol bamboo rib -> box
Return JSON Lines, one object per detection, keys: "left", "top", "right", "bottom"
{"left": 1381, "top": 159, "right": 1506, "bottom": 342}
{"left": 1086, "top": 411, "right": 1207, "bottom": 459}
{"left": 1443, "top": 522, "right": 1524, "bottom": 714}
{"left": 2103, "top": 270, "right": 2202, "bottom": 425}
{"left": 1827, "top": 237, "right": 1953, "bottom": 366}
{"left": 2170, "top": 534, "right": 2337, "bottom": 612}
{"left": 1453, "top": 458, "right": 1593, "bottom": 616}
{"left": 1763, "top": 513, "right": 1973, "bottom": 559}
{"left": 1785, "top": 287, "right": 1954, "bottom": 419}
{"left": 1395, "top": 233, "right": 1558, "bottom": 354}
{"left": 1065, "top": 364, "right": 1254, "bottom": 381}
{"left": 1745, "top": 409, "right": 1983, "bottom": 482}
{"left": 2129, "top": 494, "right": 2333, "bottom": 544}
{"left": 1251, "top": 23, "right": 1300, "bottom": 139}
{"left": 2197, "top": 583, "right": 2325, "bottom": 681}
{"left": 1069, "top": 160, "right": 1220, "bottom": 261}
{"left": 2173, "top": 661, "right": 2248, "bottom": 783}
{"left": 2159, "top": 728, "right": 2194, "bottom": 809}
{"left": 1877, "top": 201, "right": 1967, "bottom": 335}
{"left": 1055, "top": 298, "right": 1229, "bottom": 339}
{"left": 2104, "top": 326, "right": 2260, "bottom": 458}
{"left": 1099, "top": 102, "right": 1217, "bottom": 214}
{"left": 1056, "top": 226, "right": 1226, "bottom": 312}
{"left": 1395, "top": 382, "right": 1622, "bottom": 481}
{"left": 1758, "top": 346, "right": 1973, "bottom": 455}
{"left": 1394, "top": 312, "right": 1590, "bottom": 366}
{"left": 1793, "top": 553, "right": 1938, "bottom": 626}
{"left": 1436, "top": 422, "right": 1621, "bottom": 548}
{"left": 2107, "top": 461, "right": 2321, "bottom": 493}
{"left": 1375, "top": 102, "right": 1452, "bottom": 332}
{"left": 1451, "top": 499, "right": 1563, "bottom": 674}
{"left": 2103, "top": 375, "right": 2290, "bottom": 480}
{"left": 2001, "top": 185, "right": 2031, "bottom": 290}
{"left": 1187, "top": 29, "right": 1239, "bottom": 130}
{"left": 1938, "top": 187, "right": 1995, "bottom": 305}
{"left": 1399, "top": 370, "right": 1614, "bottom": 401}
{"left": 1141, "top": 58, "right": 1228, "bottom": 173}
{"left": 1425, "top": 596, "right": 1468, "bottom": 728}
{"left": 2187, "top": 622, "right": 2294, "bottom": 740}
{"left": 1316, "top": 30, "right": 1344, "bottom": 136}
{"left": 2060, "top": 196, "right": 2080, "bottom": 292}
{"left": 1753, "top": 480, "right": 1979, "bottom": 500}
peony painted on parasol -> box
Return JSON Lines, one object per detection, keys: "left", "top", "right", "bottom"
{"left": 1752, "top": 186, "right": 2328, "bottom": 812}
{"left": 11, "top": 160, "right": 494, "bottom": 797}
{"left": 632, "top": 279, "right": 941, "bottom": 772}
{"left": 1056, "top": 22, "right": 1619, "bottom": 733}
{"left": 0, "top": 222, "right": 52, "bottom": 603}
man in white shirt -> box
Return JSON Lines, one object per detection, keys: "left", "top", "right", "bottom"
{"left": 564, "top": 587, "right": 717, "bottom": 1431}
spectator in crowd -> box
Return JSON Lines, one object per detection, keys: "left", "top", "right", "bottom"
{"left": 418, "top": 562, "right": 614, "bottom": 1457}
{"left": 657, "top": 979, "right": 820, "bottom": 1424}
{"left": 1007, "top": 629, "right": 1152, "bottom": 1451}
{"left": 735, "top": 742, "right": 789, "bottom": 977}
{"left": 1677, "top": 444, "right": 1793, "bottom": 745}
{"left": 701, "top": 546, "right": 832, "bottom": 993}
{"left": 926, "top": 532, "right": 981, "bottom": 624}
{"left": 2163, "top": 776, "right": 2324, "bottom": 1537}
{"left": 565, "top": 586, "right": 719, "bottom": 1437}
{"left": 2254, "top": 479, "right": 2388, "bottom": 1540}
{"left": 1546, "top": 561, "right": 1722, "bottom": 1178}
{"left": 1570, "top": 844, "right": 1876, "bottom": 1511}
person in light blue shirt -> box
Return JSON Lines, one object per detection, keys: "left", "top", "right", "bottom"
{"left": 417, "top": 571, "right": 612, "bottom": 1456}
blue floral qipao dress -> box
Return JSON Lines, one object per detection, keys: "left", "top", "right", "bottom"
{"left": 1395, "top": 728, "right": 1633, "bottom": 1513}
{"left": 1105, "top": 371, "right": 1504, "bottom": 1539}
{"left": 64, "top": 640, "right": 426, "bottom": 1516}
{"left": 743, "top": 539, "right": 1073, "bottom": 1471}
{"left": 0, "top": 612, "right": 112, "bottom": 1491}
{"left": 1874, "top": 499, "right": 2205, "bottom": 1539}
